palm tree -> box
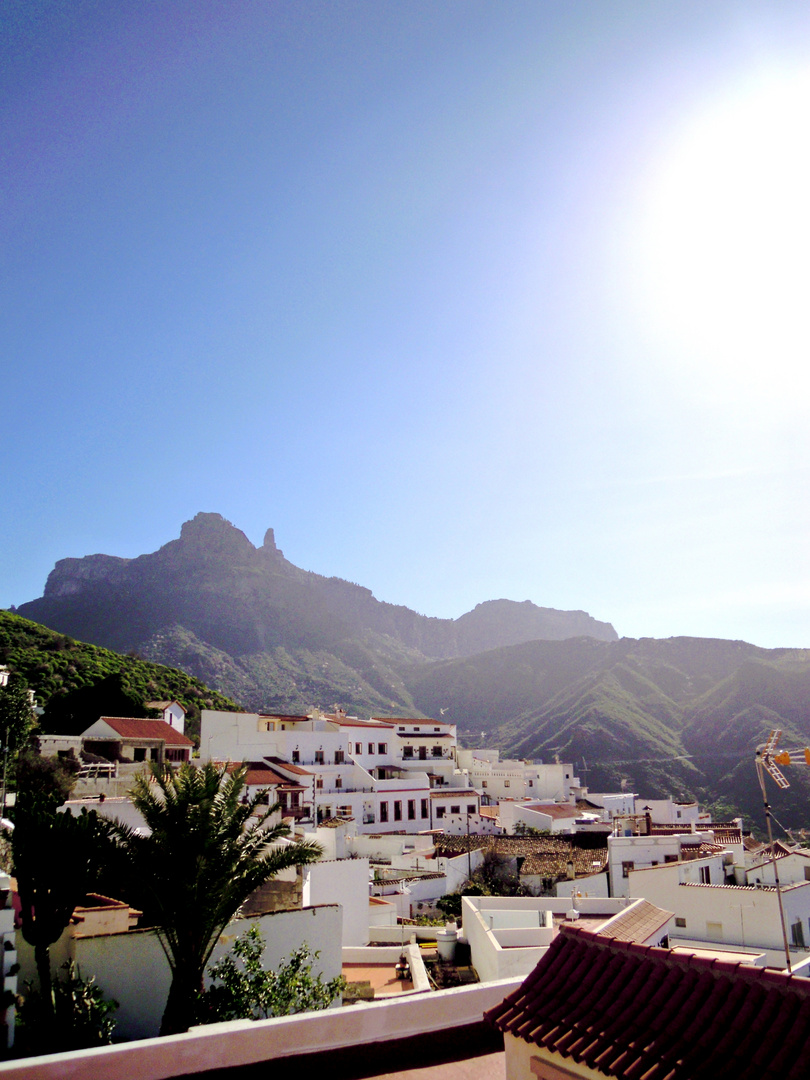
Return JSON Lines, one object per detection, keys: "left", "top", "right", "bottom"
{"left": 115, "top": 761, "right": 322, "bottom": 1035}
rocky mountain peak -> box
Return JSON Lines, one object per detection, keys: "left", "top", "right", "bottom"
{"left": 177, "top": 513, "right": 255, "bottom": 560}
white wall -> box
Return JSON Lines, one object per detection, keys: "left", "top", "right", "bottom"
{"left": 438, "top": 849, "right": 485, "bottom": 894}
{"left": 462, "top": 895, "right": 628, "bottom": 984}
{"left": 348, "top": 832, "right": 434, "bottom": 862}
{"left": 608, "top": 834, "right": 691, "bottom": 897}
{"left": 26, "top": 905, "right": 344, "bottom": 1042}
{"left": 302, "top": 859, "right": 370, "bottom": 946}
{"left": 628, "top": 862, "right": 810, "bottom": 959}
{"left": 553, "top": 873, "right": 610, "bottom": 899}
{"left": 0, "top": 976, "right": 526, "bottom": 1080}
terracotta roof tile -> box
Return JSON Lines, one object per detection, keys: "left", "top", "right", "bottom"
{"left": 434, "top": 834, "right": 607, "bottom": 879}
{"left": 523, "top": 802, "right": 579, "bottom": 819}
{"left": 94, "top": 717, "right": 192, "bottom": 747}
{"left": 264, "top": 756, "right": 313, "bottom": 776}
{"left": 330, "top": 719, "right": 396, "bottom": 729}
{"left": 597, "top": 900, "right": 673, "bottom": 943}
{"left": 486, "top": 925, "right": 810, "bottom": 1080}
{"left": 370, "top": 717, "right": 442, "bottom": 724}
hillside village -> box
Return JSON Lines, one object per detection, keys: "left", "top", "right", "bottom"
{"left": 4, "top": 678, "right": 810, "bottom": 1075}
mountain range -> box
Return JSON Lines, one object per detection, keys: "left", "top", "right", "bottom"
{"left": 13, "top": 512, "right": 810, "bottom": 826}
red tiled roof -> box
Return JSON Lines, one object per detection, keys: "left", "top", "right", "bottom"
{"left": 524, "top": 802, "right": 579, "bottom": 819}
{"left": 486, "top": 924, "right": 810, "bottom": 1080}
{"left": 258, "top": 713, "right": 311, "bottom": 722}
{"left": 331, "top": 719, "right": 396, "bottom": 729}
{"left": 371, "top": 717, "right": 441, "bottom": 724}
{"left": 231, "top": 762, "right": 293, "bottom": 788}
{"left": 94, "top": 717, "right": 192, "bottom": 747}
{"left": 264, "top": 756, "right": 313, "bottom": 776}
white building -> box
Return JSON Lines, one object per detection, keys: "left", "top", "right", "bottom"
{"left": 201, "top": 709, "right": 478, "bottom": 834}
{"left": 455, "top": 749, "right": 579, "bottom": 803}
{"left": 628, "top": 856, "right": 810, "bottom": 967}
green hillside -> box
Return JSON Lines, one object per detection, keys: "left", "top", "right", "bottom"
{"left": 0, "top": 611, "right": 241, "bottom": 743}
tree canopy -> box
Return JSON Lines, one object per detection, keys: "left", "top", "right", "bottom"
{"left": 114, "top": 761, "right": 323, "bottom": 1034}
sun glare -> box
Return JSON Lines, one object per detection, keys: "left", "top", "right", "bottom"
{"left": 634, "top": 68, "right": 810, "bottom": 403}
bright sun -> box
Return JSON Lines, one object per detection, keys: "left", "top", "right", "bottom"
{"left": 634, "top": 68, "right": 810, "bottom": 402}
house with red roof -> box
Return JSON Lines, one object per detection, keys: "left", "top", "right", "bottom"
{"left": 486, "top": 921, "right": 810, "bottom": 1080}
{"left": 80, "top": 716, "right": 193, "bottom": 765}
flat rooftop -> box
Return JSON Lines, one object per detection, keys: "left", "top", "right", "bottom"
{"left": 343, "top": 963, "right": 414, "bottom": 996}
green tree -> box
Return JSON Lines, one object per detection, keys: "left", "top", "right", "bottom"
{"left": 202, "top": 924, "right": 345, "bottom": 1022}
{"left": 114, "top": 762, "right": 323, "bottom": 1035}
{"left": 12, "top": 756, "right": 113, "bottom": 1039}
{"left": 0, "top": 674, "right": 36, "bottom": 801}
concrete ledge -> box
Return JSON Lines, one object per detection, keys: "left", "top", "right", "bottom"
{"left": 0, "top": 979, "right": 523, "bottom": 1080}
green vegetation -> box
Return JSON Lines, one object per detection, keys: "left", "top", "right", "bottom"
{"left": 202, "top": 925, "right": 345, "bottom": 1022}
{"left": 16, "top": 962, "right": 118, "bottom": 1054}
{"left": 0, "top": 610, "right": 241, "bottom": 743}
{"left": 0, "top": 673, "right": 36, "bottom": 767}
{"left": 112, "top": 762, "right": 323, "bottom": 1035}
{"left": 12, "top": 754, "right": 114, "bottom": 1041}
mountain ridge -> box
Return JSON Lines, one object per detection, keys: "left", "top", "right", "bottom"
{"left": 12, "top": 513, "right": 810, "bottom": 826}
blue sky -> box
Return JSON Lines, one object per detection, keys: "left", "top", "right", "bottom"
{"left": 3, "top": 1, "right": 810, "bottom": 649}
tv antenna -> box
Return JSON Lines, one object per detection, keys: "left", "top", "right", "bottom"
{"left": 755, "top": 729, "right": 810, "bottom": 973}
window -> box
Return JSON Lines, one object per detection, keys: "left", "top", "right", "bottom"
{"left": 290, "top": 792, "right": 300, "bottom": 807}
{"left": 403, "top": 746, "right": 413, "bottom": 758}
{"left": 436, "top": 806, "right": 445, "bottom": 819}
{"left": 482, "top": 780, "right": 488, "bottom": 788}
{"left": 355, "top": 742, "right": 362, "bottom": 755}
{"left": 378, "top": 743, "right": 387, "bottom": 755}
{"left": 450, "top": 805, "right": 460, "bottom": 814}
{"left": 407, "top": 800, "right": 416, "bottom": 820}
{"left": 699, "top": 866, "right": 711, "bottom": 885}
{"left": 368, "top": 743, "right": 374, "bottom": 755}
{"left": 380, "top": 802, "right": 389, "bottom": 823}
{"left": 622, "top": 861, "right": 634, "bottom": 879}
{"left": 420, "top": 799, "right": 428, "bottom": 818}
{"left": 432, "top": 746, "right": 442, "bottom": 757}
{"left": 292, "top": 749, "right": 300, "bottom": 763}
{"left": 675, "top": 917, "right": 686, "bottom": 928}
{"left": 467, "top": 805, "right": 475, "bottom": 815}
{"left": 528, "top": 779, "right": 533, "bottom": 787}
{"left": 804, "top": 867, "right": 810, "bottom": 882}
{"left": 314, "top": 750, "right": 324, "bottom": 765}
{"left": 504, "top": 780, "right": 510, "bottom": 788}
{"left": 338, "top": 806, "right": 352, "bottom": 818}
{"left": 394, "top": 801, "right": 402, "bottom": 821}
{"left": 335, "top": 777, "right": 342, "bottom": 789}
{"left": 792, "top": 920, "right": 806, "bottom": 948}
{"left": 676, "top": 810, "right": 682, "bottom": 819}
{"left": 434, "top": 727, "right": 440, "bottom": 732}
{"left": 133, "top": 747, "right": 146, "bottom": 762}
{"left": 665, "top": 855, "right": 678, "bottom": 863}
{"left": 335, "top": 749, "right": 345, "bottom": 764}
{"left": 150, "top": 748, "right": 159, "bottom": 761}
{"left": 316, "top": 777, "right": 323, "bottom": 790}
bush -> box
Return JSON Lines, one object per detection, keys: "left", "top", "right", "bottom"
{"left": 200, "top": 925, "right": 346, "bottom": 1022}
{"left": 16, "top": 962, "right": 118, "bottom": 1055}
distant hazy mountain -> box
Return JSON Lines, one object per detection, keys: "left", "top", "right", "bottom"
{"left": 17, "top": 512, "right": 617, "bottom": 713}
{"left": 406, "top": 634, "right": 810, "bottom": 826}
